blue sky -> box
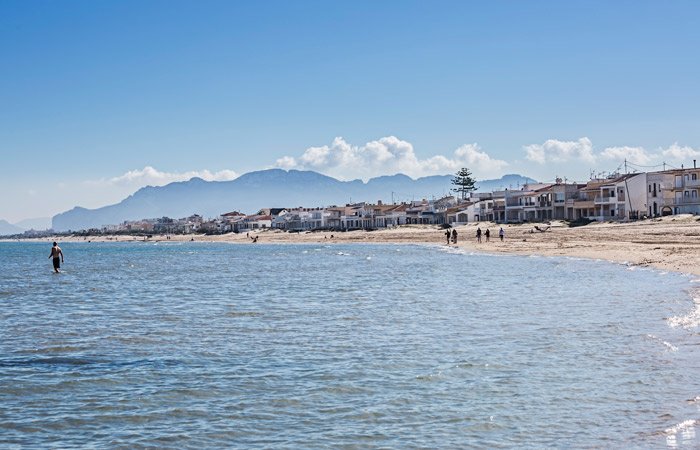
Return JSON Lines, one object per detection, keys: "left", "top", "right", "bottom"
{"left": 2, "top": 1, "right": 700, "bottom": 223}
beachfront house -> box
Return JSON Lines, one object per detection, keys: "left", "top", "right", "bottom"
{"left": 238, "top": 214, "right": 272, "bottom": 231}
{"left": 646, "top": 167, "right": 700, "bottom": 216}
{"left": 220, "top": 211, "right": 247, "bottom": 233}
{"left": 446, "top": 204, "right": 471, "bottom": 224}
{"left": 404, "top": 200, "right": 445, "bottom": 225}
{"left": 571, "top": 173, "right": 646, "bottom": 221}
{"left": 273, "top": 207, "right": 330, "bottom": 231}
{"left": 673, "top": 168, "right": 700, "bottom": 215}
{"left": 503, "top": 184, "right": 549, "bottom": 223}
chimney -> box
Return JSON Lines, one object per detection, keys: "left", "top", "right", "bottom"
{"left": 694, "top": 160, "right": 697, "bottom": 169}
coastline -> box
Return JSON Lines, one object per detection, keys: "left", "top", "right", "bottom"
{"left": 8, "top": 214, "right": 700, "bottom": 276}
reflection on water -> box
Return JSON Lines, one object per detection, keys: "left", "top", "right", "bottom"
{"left": 1, "top": 241, "right": 699, "bottom": 448}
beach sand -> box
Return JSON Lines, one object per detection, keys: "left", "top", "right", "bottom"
{"left": 23, "top": 214, "right": 700, "bottom": 276}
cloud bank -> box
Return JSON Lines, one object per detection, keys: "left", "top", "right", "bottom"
{"left": 524, "top": 138, "right": 596, "bottom": 164}
{"left": 89, "top": 166, "right": 239, "bottom": 187}
{"left": 524, "top": 138, "right": 699, "bottom": 168}
{"left": 276, "top": 136, "right": 508, "bottom": 180}
{"left": 661, "top": 143, "right": 700, "bottom": 161}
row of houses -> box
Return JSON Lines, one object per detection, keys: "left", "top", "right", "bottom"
{"left": 104, "top": 214, "right": 216, "bottom": 234}
{"left": 221, "top": 200, "right": 453, "bottom": 233}
{"left": 103, "top": 166, "right": 700, "bottom": 234}
{"left": 452, "top": 166, "right": 700, "bottom": 224}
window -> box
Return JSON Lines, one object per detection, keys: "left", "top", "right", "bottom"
{"left": 648, "top": 185, "right": 652, "bottom": 193}
{"left": 693, "top": 191, "right": 698, "bottom": 198}
{"left": 685, "top": 191, "right": 690, "bottom": 197}
{"left": 694, "top": 173, "right": 698, "bottom": 181}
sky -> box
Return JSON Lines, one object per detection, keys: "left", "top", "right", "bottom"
{"left": 2, "top": 0, "right": 700, "bottom": 223}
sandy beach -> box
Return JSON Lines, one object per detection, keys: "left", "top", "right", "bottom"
{"left": 20, "top": 214, "right": 700, "bottom": 276}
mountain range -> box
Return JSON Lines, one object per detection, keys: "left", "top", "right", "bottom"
{"left": 51, "top": 169, "right": 536, "bottom": 232}
{"left": 0, "top": 220, "right": 24, "bottom": 236}
{"left": 0, "top": 217, "right": 52, "bottom": 236}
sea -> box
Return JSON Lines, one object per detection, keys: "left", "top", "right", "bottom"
{"left": 1, "top": 241, "right": 700, "bottom": 449}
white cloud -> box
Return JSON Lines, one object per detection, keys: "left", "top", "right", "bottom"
{"left": 524, "top": 137, "right": 596, "bottom": 164}
{"left": 88, "top": 166, "right": 239, "bottom": 187}
{"left": 275, "top": 136, "right": 508, "bottom": 180}
{"left": 661, "top": 143, "right": 700, "bottom": 161}
{"left": 599, "top": 146, "right": 655, "bottom": 165}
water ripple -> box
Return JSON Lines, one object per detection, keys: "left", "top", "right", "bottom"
{"left": 0, "top": 242, "right": 699, "bottom": 448}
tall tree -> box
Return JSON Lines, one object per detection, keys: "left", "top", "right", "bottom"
{"left": 451, "top": 168, "right": 478, "bottom": 200}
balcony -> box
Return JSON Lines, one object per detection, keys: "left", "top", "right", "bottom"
{"left": 594, "top": 196, "right": 621, "bottom": 204}
{"left": 676, "top": 197, "right": 700, "bottom": 205}
{"left": 573, "top": 200, "right": 595, "bottom": 208}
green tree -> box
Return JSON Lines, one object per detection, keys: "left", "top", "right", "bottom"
{"left": 451, "top": 168, "right": 478, "bottom": 200}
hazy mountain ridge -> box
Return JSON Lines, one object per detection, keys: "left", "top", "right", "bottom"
{"left": 14, "top": 217, "right": 52, "bottom": 231}
{"left": 0, "top": 220, "right": 25, "bottom": 235}
{"left": 51, "top": 169, "right": 536, "bottom": 231}
{"left": 0, "top": 217, "right": 52, "bottom": 236}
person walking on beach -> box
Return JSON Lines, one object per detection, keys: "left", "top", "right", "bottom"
{"left": 485, "top": 228, "right": 490, "bottom": 242}
{"left": 451, "top": 229, "right": 458, "bottom": 244}
{"left": 445, "top": 229, "right": 451, "bottom": 244}
{"left": 476, "top": 227, "right": 482, "bottom": 243}
{"left": 48, "top": 242, "right": 64, "bottom": 273}
{"left": 499, "top": 227, "right": 505, "bottom": 242}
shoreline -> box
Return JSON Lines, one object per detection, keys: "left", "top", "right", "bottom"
{"left": 6, "top": 214, "right": 700, "bottom": 276}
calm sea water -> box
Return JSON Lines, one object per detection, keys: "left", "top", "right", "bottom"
{"left": 1, "top": 241, "right": 700, "bottom": 448}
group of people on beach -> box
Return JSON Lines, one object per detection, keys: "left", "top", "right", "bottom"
{"left": 445, "top": 229, "right": 458, "bottom": 244}
{"left": 445, "top": 227, "right": 505, "bottom": 245}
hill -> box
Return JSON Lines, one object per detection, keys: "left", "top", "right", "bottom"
{"left": 52, "top": 169, "right": 536, "bottom": 231}
{"left": 0, "top": 220, "right": 24, "bottom": 236}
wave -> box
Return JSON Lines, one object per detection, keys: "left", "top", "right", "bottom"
{"left": 667, "top": 292, "right": 700, "bottom": 329}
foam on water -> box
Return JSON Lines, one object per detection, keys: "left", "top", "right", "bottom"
{"left": 667, "top": 293, "right": 700, "bottom": 329}
{"left": 647, "top": 334, "right": 679, "bottom": 352}
{"left": 666, "top": 420, "right": 698, "bottom": 448}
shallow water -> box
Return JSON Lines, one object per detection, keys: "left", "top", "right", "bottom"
{"left": 1, "top": 241, "right": 699, "bottom": 448}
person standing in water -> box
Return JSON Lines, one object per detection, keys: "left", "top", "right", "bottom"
{"left": 49, "top": 242, "right": 64, "bottom": 273}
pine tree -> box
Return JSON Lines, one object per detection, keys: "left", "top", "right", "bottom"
{"left": 451, "top": 168, "right": 478, "bottom": 200}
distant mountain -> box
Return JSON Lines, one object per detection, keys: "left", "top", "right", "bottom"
{"left": 14, "top": 217, "right": 52, "bottom": 231}
{"left": 0, "top": 220, "right": 24, "bottom": 236}
{"left": 52, "top": 169, "right": 537, "bottom": 231}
